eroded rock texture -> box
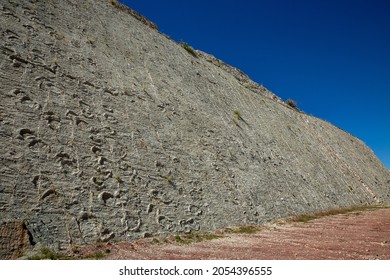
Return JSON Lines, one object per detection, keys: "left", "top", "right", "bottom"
{"left": 0, "top": 0, "right": 389, "bottom": 257}
{"left": 0, "top": 221, "right": 33, "bottom": 259}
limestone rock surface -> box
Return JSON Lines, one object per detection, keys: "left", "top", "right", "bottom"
{"left": 0, "top": 0, "right": 389, "bottom": 257}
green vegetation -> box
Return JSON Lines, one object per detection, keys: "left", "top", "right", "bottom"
{"left": 233, "top": 109, "right": 241, "bottom": 120}
{"left": 290, "top": 205, "right": 384, "bottom": 223}
{"left": 152, "top": 238, "right": 160, "bottom": 244}
{"left": 174, "top": 232, "right": 222, "bottom": 245}
{"left": 165, "top": 175, "right": 174, "bottom": 184}
{"left": 27, "top": 247, "right": 71, "bottom": 260}
{"left": 223, "top": 225, "right": 259, "bottom": 234}
{"left": 233, "top": 109, "right": 242, "bottom": 126}
{"left": 174, "top": 235, "right": 183, "bottom": 243}
{"left": 27, "top": 246, "right": 110, "bottom": 260}
{"left": 286, "top": 99, "right": 298, "bottom": 109}
{"left": 181, "top": 42, "right": 197, "bottom": 57}
{"left": 115, "top": 175, "right": 122, "bottom": 183}
{"left": 93, "top": 177, "right": 103, "bottom": 186}
{"left": 87, "top": 36, "right": 96, "bottom": 46}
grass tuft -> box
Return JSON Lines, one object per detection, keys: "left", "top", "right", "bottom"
{"left": 165, "top": 175, "right": 174, "bottom": 184}
{"left": 233, "top": 109, "right": 241, "bottom": 120}
{"left": 174, "top": 232, "right": 222, "bottom": 245}
{"left": 115, "top": 176, "right": 122, "bottom": 183}
{"left": 27, "top": 247, "right": 72, "bottom": 260}
{"left": 181, "top": 42, "right": 197, "bottom": 57}
{"left": 290, "top": 205, "right": 384, "bottom": 223}
{"left": 223, "top": 225, "right": 259, "bottom": 234}
{"left": 286, "top": 99, "right": 298, "bottom": 109}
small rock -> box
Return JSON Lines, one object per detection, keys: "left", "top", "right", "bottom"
{"left": 98, "top": 191, "right": 114, "bottom": 204}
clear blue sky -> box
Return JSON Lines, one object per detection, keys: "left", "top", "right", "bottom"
{"left": 120, "top": 0, "right": 390, "bottom": 170}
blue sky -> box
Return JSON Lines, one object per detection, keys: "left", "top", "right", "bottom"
{"left": 120, "top": 0, "right": 390, "bottom": 169}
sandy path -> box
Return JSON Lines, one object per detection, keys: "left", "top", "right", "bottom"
{"left": 64, "top": 207, "right": 390, "bottom": 260}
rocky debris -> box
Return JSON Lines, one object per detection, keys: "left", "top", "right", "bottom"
{"left": 32, "top": 207, "right": 390, "bottom": 260}
{"left": 101, "top": 207, "right": 390, "bottom": 260}
{"left": 0, "top": 0, "right": 389, "bottom": 258}
{"left": 0, "top": 221, "right": 34, "bottom": 259}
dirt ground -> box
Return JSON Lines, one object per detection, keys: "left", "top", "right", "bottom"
{"left": 63, "top": 207, "right": 390, "bottom": 260}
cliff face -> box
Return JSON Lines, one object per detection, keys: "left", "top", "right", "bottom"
{"left": 1, "top": 0, "right": 389, "bottom": 257}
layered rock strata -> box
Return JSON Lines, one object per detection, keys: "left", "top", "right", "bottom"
{"left": 0, "top": 0, "right": 389, "bottom": 258}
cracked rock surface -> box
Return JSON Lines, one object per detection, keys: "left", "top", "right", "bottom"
{"left": 0, "top": 0, "right": 389, "bottom": 258}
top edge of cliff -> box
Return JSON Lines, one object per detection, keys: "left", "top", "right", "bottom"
{"left": 108, "top": 0, "right": 289, "bottom": 107}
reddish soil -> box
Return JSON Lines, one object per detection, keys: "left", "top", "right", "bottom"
{"left": 68, "top": 207, "right": 390, "bottom": 260}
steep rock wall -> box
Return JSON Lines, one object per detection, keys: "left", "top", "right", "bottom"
{"left": 0, "top": 0, "right": 389, "bottom": 255}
